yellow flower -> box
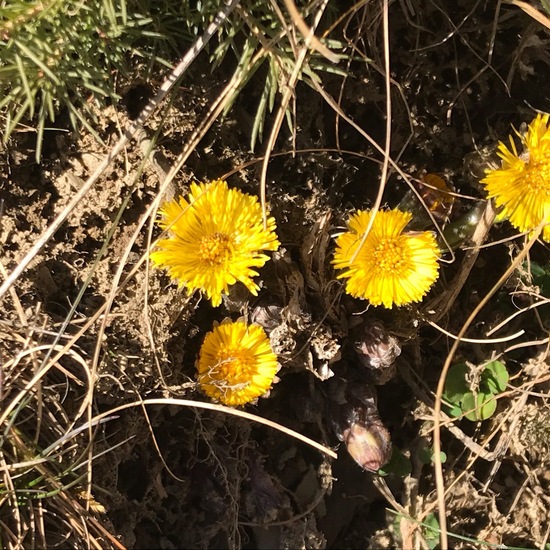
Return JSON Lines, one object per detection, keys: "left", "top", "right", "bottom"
{"left": 481, "top": 113, "right": 550, "bottom": 241}
{"left": 150, "top": 180, "right": 280, "bottom": 307}
{"left": 333, "top": 209, "right": 440, "bottom": 308}
{"left": 197, "top": 320, "right": 279, "bottom": 406}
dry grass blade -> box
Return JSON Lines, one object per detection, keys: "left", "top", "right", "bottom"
{"left": 505, "top": 0, "right": 550, "bottom": 29}
{"left": 82, "top": 398, "right": 338, "bottom": 460}
{"left": 0, "top": 323, "right": 116, "bottom": 548}
{"left": 282, "top": 0, "right": 339, "bottom": 62}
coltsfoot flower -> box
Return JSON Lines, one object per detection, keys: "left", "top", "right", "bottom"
{"left": 151, "top": 180, "right": 280, "bottom": 307}
{"left": 481, "top": 113, "right": 550, "bottom": 241}
{"left": 197, "top": 320, "right": 279, "bottom": 407}
{"left": 333, "top": 209, "right": 440, "bottom": 308}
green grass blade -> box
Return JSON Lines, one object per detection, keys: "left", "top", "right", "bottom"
{"left": 13, "top": 38, "right": 60, "bottom": 85}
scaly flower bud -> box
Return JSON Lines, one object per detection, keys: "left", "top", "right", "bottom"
{"left": 354, "top": 321, "right": 401, "bottom": 384}
{"left": 330, "top": 380, "right": 392, "bottom": 471}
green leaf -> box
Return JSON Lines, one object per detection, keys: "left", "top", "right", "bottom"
{"left": 443, "top": 363, "right": 469, "bottom": 405}
{"left": 478, "top": 394, "right": 498, "bottom": 420}
{"left": 418, "top": 446, "right": 432, "bottom": 464}
{"left": 447, "top": 403, "right": 463, "bottom": 418}
{"left": 529, "top": 261, "right": 546, "bottom": 279}
{"left": 418, "top": 446, "right": 447, "bottom": 465}
{"left": 481, "top": 360, "right": 508, "bottom": 394}
{"left": 524, "top": 261, "right": 550, "bottom": 298}
{"left": 378, "top": 447, "right": 411, "bottom": 478}
{"left": 462, "top": 392, "right": 497, "bottom": 421}
{"left": 423, "top": 513, "right": 440, "bottom": 550}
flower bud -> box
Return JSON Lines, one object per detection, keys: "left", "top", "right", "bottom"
{"left": 330, "top": 381, "right": 392, "bottom": 471}
{"left": 340, "top": 416, "right": 392, "bottom": 472}
{"left": 397, "top": 173, "right": 455, "bottom": 229}
{"left": 354, "top": 321, "right": 401, "bottom": 384}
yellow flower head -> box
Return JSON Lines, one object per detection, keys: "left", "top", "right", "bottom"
{"left": 150, "top": 180, "right": 280, "bottom": 307}
{"left": 197, "top": 320, "right": 279, "bottom": 406}
{"left": 333, "top": 209, "right": 440, "bottom": 308}
{"left": 481, "top": 113, "right": 550, "bottom": 241}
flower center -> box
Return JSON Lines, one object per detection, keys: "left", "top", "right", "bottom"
{"left": 527, "top": 152, "right": 550, "bottom": 196}
{"left": 199, "top": 232, "right": 233, "bottom": 266}
{"left": 373, "top": 238, "right": 408, "bottom": 274}
{"left": 216, "top": 347, "right": 252, "bottom": 381}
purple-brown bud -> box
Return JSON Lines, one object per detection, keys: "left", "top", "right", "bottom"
{"left": 331, "top": 381, "right": 392, "bottom": 472}
{"left": 340, "top": 417, "right": 392, "bottom": 472}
